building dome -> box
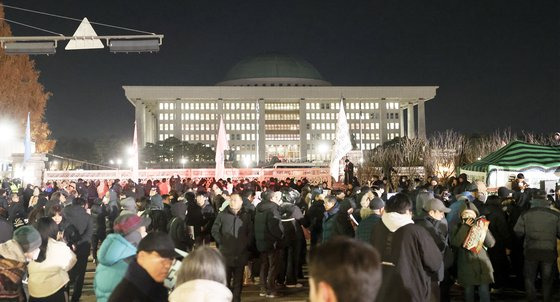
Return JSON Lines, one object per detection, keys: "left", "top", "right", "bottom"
{"left": 217, "top": 53, "right": 331, "bottom": 86}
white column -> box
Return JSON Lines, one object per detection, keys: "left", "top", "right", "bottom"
{"left": 417, "top": 99, "right": 426, "bottom": 140}
{"left": 299, "top": 98, "right": 307, "bottom": 161}
{"left": 257, "top": 99, "right": 266, "bottom": 163}
{"left": 407, "top": 103, "right": 415, "bottom": 139}
{"left": 135, "top": 101, "right": 145, "bottom": 147}
{"left": 399, "top": 106, "right": 405, "bottom": 137}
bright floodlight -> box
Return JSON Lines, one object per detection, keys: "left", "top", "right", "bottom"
{"left": 317, "top": 143, "right": 330, "bottom": 154}
{"left": 109, "top": 160, "right": 115, "bottom": 165}
{"left": 127, "top": 158, "right": 135, "bottom": 168}
{"left": 126, "top": 146, "right": 135, "bottom": 155}
{"left": 180, "top": 158, "right": 187, "bottom": 164}
{"left": 0, "top": 122, "right": 16, "bottom": 140}
{"left": 116, "top": 159, "right": 122, "bottom": 165}
{"left": 243, "top": 157, "right": 251, "bottom": 168}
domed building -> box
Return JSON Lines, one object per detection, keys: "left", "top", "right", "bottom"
{"left": 217, "top": 53, "right": 331, "bottom": 86}
{"left": 124, "top": 54, "right": 437, "bottom": 164}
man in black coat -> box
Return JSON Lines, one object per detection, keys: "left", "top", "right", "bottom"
{"left": 254, "top": 190, "right": 284, "bottom": 298}
{"left": 514, "top": 190, "right": 560, "bottom": 302}
{"left": 109, "top": 232, "right": 175, "bottom": 302}
{"left": 277, "top": 188, "right": 305, "bottom": 287}
{"left": 370, "top": 193, "right": 442, "bottom": 302}
{"left": 212, "top": 193, "right": 254, "bottom": 302}
{"left": 63, "top": 197, "right": 93, "bottom": 302}
{"left": 343, "top": 159, "right": 354, "bottom": 185}
{"left": 414, "top": 198, "right": 451, "bottom": 301}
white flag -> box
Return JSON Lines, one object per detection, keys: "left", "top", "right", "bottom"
{"left": 215, "top": 115, "right": 230, "bottom": 180}
{"left": 330, "top": 99, "right": 353, "bottom": 181}
{"left": 131, "top": 122, "right": 139, "bottom": 182}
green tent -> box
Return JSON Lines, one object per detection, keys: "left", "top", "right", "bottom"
{"left": 460, "top": 141, "right": 560, "bottom": 185}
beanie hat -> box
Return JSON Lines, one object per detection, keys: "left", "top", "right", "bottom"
{"left": 370, "top": 197, "right": 385, "bottom": 210}
{"left": 114, "top": 214, "right": 151, "bottom": 236}
{"left": 13, "top": 226, "right": 41, "bottom": 253}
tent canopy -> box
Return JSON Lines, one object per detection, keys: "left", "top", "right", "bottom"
{"left": 461, "top": 141, "right": 560, "bottom": 173}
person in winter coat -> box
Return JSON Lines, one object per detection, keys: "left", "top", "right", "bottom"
{"left": 355, "top": 194, "right": 384, "bottom": 243}
{"left": 414, "top": 198, "right": 451, "bottom": 302}
{"left": 0, "top": 226, "right": 42, "bottom": 301}
{"left": 211, "top": 193, "right": 253, "bottom": 302}
{"left": 451, "top": 202, "right": 495, "bottom": 302}
{"left": 277, "top": 188, "right": 305, "bottom": 288}
{"left": 513, "top": 190, "right": 560, "bottom": 302}
{"left": 167, "top": 197, "right": 193, "bottom": 252}
{"left": 109, "top": 232, "right": 176, "bottom": 302}
{"left": 62, "top": 197, "right": 93, "bottom": 302}
{"left": 480, "top": 195, "right": 511, "bottom": 291}
{"left": 28, "top": 218, "right": 77, "bottom": 301}
{"left": 169, "top": 246, "right": 233, "bottom": 302}
{"left": 370, "top": 193, "right": 442, "bottom": 302}
{"left": 322, "top": 196, "right": 355, "bottom": 242}
{"left": 186, "top": 192, "right": 215, "bottom": 246}
{"left": 7, "top": 193, "right": 26, "bottom": 228}
{"left": 0, "top": 207, "right": 13, "bottom": 244}
{"left": 302, "top": 188, "right": 325, "bottom": 248}
{"left": 94, "top": 214, "right": 151, "bottom": 302}
{"left": 119, "top": 196, "right": 137, "bottom": 215}
{"left": 90, "top": 198, "right": 108, "bottom": 264}
{"left": 254, "top": 190, "right": 284, "bottom": 298}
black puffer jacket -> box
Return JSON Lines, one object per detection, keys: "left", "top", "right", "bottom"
{"left": 514, "top": 199, "right": 560, "bottom": 261}
{"left": 254, "top": 201, "right": 283, "bottom": 252}
{"left": 62, "top": 204, "right": 93, "bottom": 245}
{"left": 279, "top": 203, "right": 304, "bottom": 245}
{"left": 211, "top": 206, "right": 253, "bottom": 266}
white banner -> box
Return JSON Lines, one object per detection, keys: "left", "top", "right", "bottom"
{"left": 330, "top": 99, "right": 353, "bottom": 180}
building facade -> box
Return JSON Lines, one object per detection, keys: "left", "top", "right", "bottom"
{"left": 124, "top": 54, "right": 437, "bottom": 164}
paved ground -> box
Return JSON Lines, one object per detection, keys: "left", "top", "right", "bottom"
{"left": 78, "top": 258, "right": 559, "bottom": 301}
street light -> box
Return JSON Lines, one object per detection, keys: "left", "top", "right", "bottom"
{"left": 180, "top": 158, "right": 187, "bottom": 169}
{"left": 317, "top": 143, "right": 330, "bottom": 154}
{"left": 243, "top": 157, "right": 251, "bottom": 168}
{"left": 116, "top": 158, "right": 122, "bottom": 169}
{"left": 109, "top": 160, "right": 114, "bottom": 165}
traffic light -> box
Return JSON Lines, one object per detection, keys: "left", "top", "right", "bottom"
{"left": 108, "top": 38, "right": 160, "bottom": 53}
{"left": 3, "top": 41, "right": 56, "bottom": 55}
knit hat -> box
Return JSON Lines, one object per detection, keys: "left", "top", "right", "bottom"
{"left": 498, "top": 187, "right": 514, "bottom": 198}
{"left": 113, "top": 214, "right": 151, "bottom": 236}
{"left": 13, "top": 226, "right": 41, "bottom": 253}
{"left": 370, "top": 197, "right": 385, "bottom": 210}
{"left": 424, "top": 198, "right": 451, "bottom": 213}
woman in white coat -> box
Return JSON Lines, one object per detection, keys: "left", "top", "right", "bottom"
{"left": 169, "top": 246, "right": 233, "bottom": 302}
{"left": 28, "top": 217, "right": 77, "bottom": 302}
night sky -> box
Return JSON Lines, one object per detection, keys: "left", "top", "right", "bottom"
{"left": 3, "top": 0, "right": 559, "bottom": 140}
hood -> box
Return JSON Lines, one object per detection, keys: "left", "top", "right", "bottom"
{"left": 97, "top": 233, "right": 136, "bottom": 266}
{"left": 169, "top": 279, "right": 232, "bottom": 302}
{"left": 150, "top": 194, "right": 163, "bottom": 210}
{"left": 120, "top": 197, "right": 137, "bottom": 214}
{"left": 0, "top": 240, "right": 26, "bottom": 262}
{"left": 530, "top": 198, "right": 550, "bottom": 208}
{"left": 256, "top": 200, "right": 278, "bottom": 213}
{"left": 381, "top": 212, "right": 414, "bottom": 232}
{"left": 63, "top": 204, "right": 89, "bottom": 234}
{"left": 171, "top": 202, "right": 187, "bottom": 220}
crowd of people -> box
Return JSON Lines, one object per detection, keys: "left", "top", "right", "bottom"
{"left": 0, "top": 172, "right": 559, "bottom": 302}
